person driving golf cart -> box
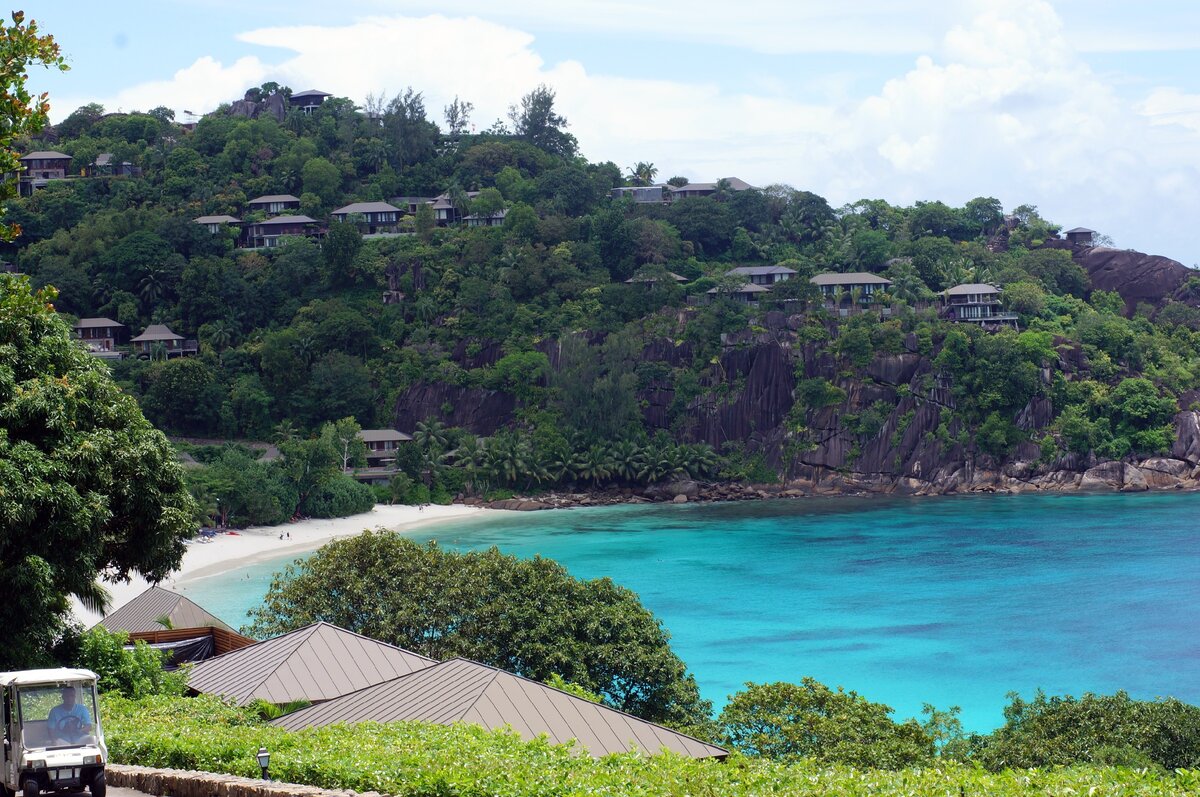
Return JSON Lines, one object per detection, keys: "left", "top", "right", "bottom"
{"left": 47, "top": 686, "right": 92, "bottom": 745}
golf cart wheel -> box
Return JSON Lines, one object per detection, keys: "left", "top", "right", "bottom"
{"left": 21, "top": 778, "right": 38, "bottom": 797}
{"left": 88, "top": 771, "right": 105, "bottom": 797}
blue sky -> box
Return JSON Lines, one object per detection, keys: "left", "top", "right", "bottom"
{"left": 26, "top": 1, "right": 1200, "bottom": 265}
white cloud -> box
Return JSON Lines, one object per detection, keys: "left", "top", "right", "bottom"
{"left": 55, "top": 2, "right": 1200, "bottom": 265}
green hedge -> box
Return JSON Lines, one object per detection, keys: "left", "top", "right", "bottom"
{"left": 102, "top": 695, "right": 1200, "bottom": 797}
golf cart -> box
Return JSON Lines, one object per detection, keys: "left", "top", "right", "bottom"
{"left": 0, "top": 670, "right": 106, "bottom": 797}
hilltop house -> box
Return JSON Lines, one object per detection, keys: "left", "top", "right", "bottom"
{"left": 729, "top": 264, "right": 796, "bottom": 286}
{"left": 610, "top": 185, "right": 669, "bottom": 203}
{"left": 194, "top": 214, "right": 241, "bottom": 234}
{"left": 86, "top": 154, "right": 140, "bottom": 178}
{"left": 331, "top": 201, "right": 402, "bottom": 233}
{"left": 243, "top": 215, "right": 323, "bottom": 248}
{"left": 358, "top": 428, "right": 413, "bottom": 468}
{"left": 1064, "top": 227, "right": 1095, "bottom": 246}
{"left": 289, "top": 89, "right": 332, "bottom": 113}
{"left": 669, "top": 177, "right": 754, "bottom": 200}
{"left": 131, "top": 324, "right": 198, "bottom": 358}
{"left": 810, "top": 272, "right": 892, "bottom": 304}
{"left": 430, "top": 191, "right": 480, "bottom": 225}
{"left": 707, "top": 282, "right": 770, "bottom": 304}
{"left": 18, "top": 151, "right": 72, "bottom": 195}
{"left": 73, "top": 317, "right": 128, "bottom": 356}
{"left": 941, "top": 283, "right": 1018, "bottom": 327}
{"left": 464, "top": 208, "right": 508, "bottom": 228}
{"left": 247, "top": 194, "right": 301, "bottom": 214}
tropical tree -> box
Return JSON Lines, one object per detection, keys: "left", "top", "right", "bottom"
{"left": 628, "top": 161, "right": 658, "bottom": 186}
{"left": 1, "top": 277, "right": 197, "bottom": 668}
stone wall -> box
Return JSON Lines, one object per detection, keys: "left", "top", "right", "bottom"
{"left": 107, "top": 764, "right": 385, "bottom": 797}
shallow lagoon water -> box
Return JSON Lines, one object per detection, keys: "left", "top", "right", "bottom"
{"left": 181, "top": 491, "right": 1200, "bottom": 731}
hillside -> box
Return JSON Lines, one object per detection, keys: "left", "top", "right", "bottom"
{"left": 10, "top": 83, "right": 1200, "bottom": 507}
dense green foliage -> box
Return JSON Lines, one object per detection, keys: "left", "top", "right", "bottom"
{"left": 0, "top": 276, "right": 196, "bottom": 668}
{"left": 970, "top": 690, "right": 1200, "bottom": 771}
{"left": 719, "top": 680, "right": 933, "bottom": 768}
{"left": 75, "top": 626, "right": 189, "bottom": 698}
{"left": 101, "top": 693, "right": 1200, "bottom": 796}
{"left": 245, "top": 531, "right": 710, "bottom": 728}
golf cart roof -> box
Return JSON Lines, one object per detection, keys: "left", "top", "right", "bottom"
{"left": 0, "top": 669, "right": 98, "bottom": 687}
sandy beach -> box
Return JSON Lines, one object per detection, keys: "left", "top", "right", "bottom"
{"left": 79, "top": 503, "right": 491, "bottom": 627}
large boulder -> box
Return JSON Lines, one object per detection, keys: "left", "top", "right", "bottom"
{"left": 1171, "top": 411, "right": 1200, "bottom": 464}
{"left": 1079, "top": 460, "right": 1124, "bottom": 490}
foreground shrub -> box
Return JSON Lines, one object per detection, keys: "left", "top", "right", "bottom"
{"left": 76, "top": 627, "right": 188, "bottom": 698}
{"left": 972, "top": 690, "right": 1200, "bottom": 771}
{"left": 102, "top": 694, "right": 1200, "bottom": 797}
{"left": 719, "top": 679, "right": 933, "bottom": 768}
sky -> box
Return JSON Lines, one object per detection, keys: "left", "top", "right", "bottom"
{"left": 24, "top": 1, "right": 1200, "bottom": 266}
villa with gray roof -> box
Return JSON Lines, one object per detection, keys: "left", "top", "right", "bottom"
{"left": 131, "top": 324, "right": 198, "bottom": 358}
{"left": 18, "top": 151, "right": 72, "bottom": 195}
{"left": 272, "top": 657, "right": 728, "bottom": 760}
{"left": 941, "top": 283, "right": 1018, "bottom": 327}
{"left": 194, "top": 214, "right": 242, "bottom": 233}
{"left": 729, "top": 264, "right": 796, "bottom": 286}
{"left": 243, "top": 215, "right": 323, "bottom": 248}
{"left": 247, "top": 194, "right": 301, "bottom": 214}
{"left": 73, "top": 317, "right": 128, "bottom": 356}
{"left": 187, "top": 622, "right": 435, "bottom": 706}
{"left": 669, "top": 177, "right": 754, "bottom": 200}
{"left": 331, "top": 201, "right": 402, "bottom": 233}
{"left": 810, "top": 272, "right": 892, "bottom": 303}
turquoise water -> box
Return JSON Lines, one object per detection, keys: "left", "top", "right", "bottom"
{"left": 180, "top": 492, "right": 1200, "bottom": 732}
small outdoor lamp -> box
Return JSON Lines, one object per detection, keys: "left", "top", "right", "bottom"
{"left": 256, "top": 746, "right": 270, "bottom": 780}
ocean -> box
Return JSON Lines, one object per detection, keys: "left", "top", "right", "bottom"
{"left": 179, "top": 491, "right": 1200, "bottom": 732}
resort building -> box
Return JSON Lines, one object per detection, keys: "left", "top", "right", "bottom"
{"left": 73, "top": 317, "right": 128, "bottom": 356}
{"left": 331, "top": 201, "right": 402, "bottom": 233}
{"left": 669, "top": 177, "right": 754, "bottom": 200}
{"left": 131, "top": 324, "right": 198, "bottom": 358}
{"left": 810, "top": 272, "right": 893, "bottom": 303}
{"left": 288, "top": 89, "right": 332, "bottom": 113}
{"left": 728, "top": 265, "right": 796, "bottom": 286}
{"left": 246, "top": 194, "right": 301, "bottom": 214}
{"left": 1064, "top": 227, "right": 1095, "bottom": 246}
{"left": 610, "top": 185, "right": 670, "bottom": 203}
{"left": 941, "top": 283, "right": 1019, "bottom": 327}
{"left": 358, "top": 429, "right": 413, "bottom": 468}
{"left": 187, "top": 622, "right": 435, "bottom": 706}
{"left": 86, "top": 154, "right": 140, "bottom": 178}
{"left": 18, "top": 151, "right": 72, "bottom": 196}
{"left": 707, "top": 282, "right": 770, "bottom": 304}
{"left": 194, "top": 214, "right": 242, "bottom": 234}
{"left": 272, "top": 657, "right": 729, "bottom": 760}
{"left": 464, "top": 208, "right": 508, "bottom": 228}
{"left": 242, "top": 215, "right": 323, "bottom": 248}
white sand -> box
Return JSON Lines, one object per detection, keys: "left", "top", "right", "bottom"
{"left": 78, "top": 503, "right": 491, "bottom": 627}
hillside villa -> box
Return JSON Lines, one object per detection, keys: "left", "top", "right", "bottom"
{"left": 331, "top": 201, "right": 402, "bottom": 233}
{"left": 810, "top": 272, "right": 893, "bottom": 304}
{"left": 940, "top": 283, "right": 1019, "bottom": 327}
{"left": 73, "top": 317, "right": 128, "bottom": 356}
{"left": 130, "top": 324, "right": 198, "bottom": 358}
{"left": 247, "top": 194, "right": 301, "bottom": 214}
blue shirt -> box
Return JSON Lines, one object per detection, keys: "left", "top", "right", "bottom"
{"left": 47, "top": 703, "right": 91, "bottom": 742}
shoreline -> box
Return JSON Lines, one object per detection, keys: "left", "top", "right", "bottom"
{"left": 84, "top": 503, "right": 495, "bottom": 626}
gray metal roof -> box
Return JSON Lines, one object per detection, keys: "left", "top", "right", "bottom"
{"left": 74, "top": 317, "right": 125, "bottom": 329}
{"left": 130, "top": 324, "right": 183, "bottom": 342}
{"left": 272, "top": 658, "right": 727, "bottom": 759}
{"left": 188, "top": 622, "right": 435, "bottom": 706}
{"left": 20, "top": 151, "right": 71, "bottom": 160}
{"left": 1064, "top": 227, "right": 1095, "bottom": 234}
{"left": 98, "top": 586, "right": 232, "bottom": 633}
{"left": 706, "top": 282, "right": 770, "bottom": 294}
{"left": 248, "top": 194, "right": 301, "bottom": 205}
{"left": 943, "top": 283, "right": 1000, "bottom": 296}
{"left": 728, "top": 265, "right": 797, "bottom": 276}
{"left": 358, "top": 429, "right": 413, "bottom": 443}
{"left": 291, "top": 89, "right": 332, "bottom": 99}
{"left": 810, "top": 272, "right": 892, "bottom": 286}
{"left": 332, "top": 202, "right": 401, "bottom": 215}
{"left": 194, "top": 215, "right": 241, "bottom": 224}
{"left": 253, "top": 215, "right": 319, "bottom": 226}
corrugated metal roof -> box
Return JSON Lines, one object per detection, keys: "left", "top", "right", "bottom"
{"left": 130, "top": 324, "right": 183, "bottom": 342}
{"left": 291, "top": 90, "right": 332, "bottom": 99}
{"left": 943, "top": 283, "right": 1000, "bottom": 296}
{"left": 188, "top": 622, "right": 435, "bottom": 706}
{"left": 706, "top": 282, "right": 769, "bottom": 294}
{"left": 810, "top": 272, "right": 892, "bottom": 285}
{"left": 20, "top": 151, "right": 71, "bottom": 160}
{"left": 358, "top": 429, "right": 413, "bottom": 443}
{"left": 728, "top": 265, "right": 797, "bottom": 276}
{"left": 194, "top": 215, "right": 241, "bottom": 224}
{"left": 253, "top": 215, "right": 319, "bottom": 226}
{"left": 248, "top": 194, "right": 301, "bottom": 204}
{"left": 98, "top": 586, "right": 233, "bottom": 633}
{"left": 74, "top": 317, "right": 125, "bottom": 329}
{"left": 1065, "top": 227, "right": 1095, "bottom": 234}
{"left": 332, "top": 202, "right": 401, "bottom": 215}
{"left": 272, "top": 658, "right": 727, "bottom": 760}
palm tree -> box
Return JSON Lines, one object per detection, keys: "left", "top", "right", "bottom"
{"left": 271, "top": 420, "right": 299, "bottom": 445}
{"left": 609, "top": 439, "right": 643, "bottom": 484}
{"left": 574, "top": 444, "right": 613, "bottom": 487}
{"left": 138, "top": 268, "right": 166, "bottom": 308}
{"left": 207, "top": 320, "right": 234, "bottom": 351}
{"left": 452, "top": 435, "right": 486, "bottom": 494}
{"left": 627, "top": 161, "right": 658, "bottom": 187}
{"left": 414, "top": 419, "right": 450, "bottom": 454}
